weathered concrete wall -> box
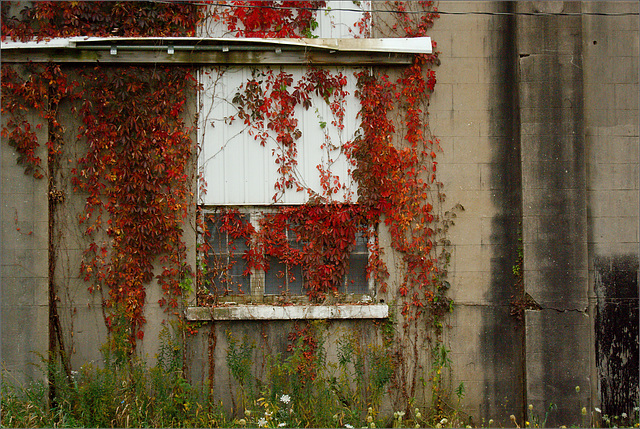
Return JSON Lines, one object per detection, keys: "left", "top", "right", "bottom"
{"left": 186, "top": 319, "right": 386, "bottom": 416}
{"left": 517, "top": 2, "right": 591, "bottom": 426}
{"left": 1, "top": 64, "right": 50, "bottom": 384}
{"left": 582, "top": 1, "right": 639, "bottom": 419}
{"left": 429, "top": 2, "right": 525, "bottom": 425}
{"left": 53, "top": 69, "right": 111, "bottom": 373}
{"left": 431, "top": 1, "right": 638, "bottom": 426}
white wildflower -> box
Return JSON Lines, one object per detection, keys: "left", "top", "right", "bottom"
{"left": 622, "top": 412, "right": 628, "bottom": 418}
{"left": 278, "top": 423, "right": 286, "bottom": 427}
{"left": 415, "top": 425, "right": 420, "bottom": 428}
{"left": 440, "top": 418, "right": 448, "bottom": 425}
{"left": 370, "top": 424, "right": 375, "bottom": 429}
{"left": 488, "top": 419, "right": 494, "bottom": 425}
{"left": 595, "top": 407, "right": 601, "bottom": 413}
{"left": 258, "top": 418, "right": 268, "bottom": 427}
{"left": 367, "top": 416, "right": 373, "bottom": 424}
{"left": 345, "top": 425, "right": 354, "bottom": 429}
{"left": 238, "top": 419, "right": 247, "bottom": 426}
{"left": 435, "top": 424, "right": 442, "bottom": 429}
{"left": 280, "top": 394, "right": 291, "bottom": 404}
{"left": 416, "top": 412, "right": 422, "bottom": 420}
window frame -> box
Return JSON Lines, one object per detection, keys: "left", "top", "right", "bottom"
{"left": 198, "top": 205, "right": 376, "bottom": 306}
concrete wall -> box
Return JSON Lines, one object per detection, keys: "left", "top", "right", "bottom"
{"left": 429, "top": 1, "right": 638, "bottom": 425}
{"left": 517, "top": 2, "right": 591, "bottom": 426}
{"left": 1, "top": 65, "right": 50, "bottom": 383}
{"left": 582, "top": 1, "right": 639, "bottom": 419}
{"left": 428, "top": 2, "right": 525, "bottom": 425}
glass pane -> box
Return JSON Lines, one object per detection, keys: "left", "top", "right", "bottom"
{"left": 341, "top": 230, "right": 369, "bottom": 294}
{"left": 265, "top": 259, "right": 287, "bottom": 295}
{"left": 265, "top": 259, "right": 303, "bottom": 295}
{"left": 345, "top": 253, "right": 368, "bottom": 294}
{"left": 288, "top": 264, "right": 304, "bottom": 295}
{"left": 204, "top": 215, "right": 251, "bottom": 295}
{"left": 228, "top": 255, "right": 250, "bottom": 294}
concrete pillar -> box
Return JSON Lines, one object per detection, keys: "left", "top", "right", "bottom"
{"left": 517, "top": 2, "right": 591, "bottom": 426}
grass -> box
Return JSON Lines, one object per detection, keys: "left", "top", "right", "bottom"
{"left": 2, "top": 330, "right": 638, "bottom": 428}
{"left": 2, "top": 369, "right": 639, "bottom": 428}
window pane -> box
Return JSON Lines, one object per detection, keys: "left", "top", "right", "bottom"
{"left": 343, "top": 230, "right": 369, "bottom": 294}
{"left": 205, "top": 215, "right": 251, "bottom": 296}
{"left": 265, "top": 259, "right": 303, "bottom": 295}
{"left": 227, "top": 255, "right": 250, "bottom": 294}
{"left": 345, "top": 253, "right": 369, "bottom": 294}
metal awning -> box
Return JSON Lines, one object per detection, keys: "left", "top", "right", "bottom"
{"left": 0, "top": 36, "right": 432, "bottom": 65}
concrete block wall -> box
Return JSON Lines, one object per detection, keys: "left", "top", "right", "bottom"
{"left": 53, "top": 86, "right": 110, "bottom": 372}
{"left": 517, "top": 2, "right": 591, "bottom": 426}
{"left": 582, "top": 1, "right": 639, "bottom": 419}
{"left": 430, "top": 1, "right": 638, "bottom": 426}
{"left": 1, "top": 66, "right": 50, "bottom": 383}
{"left": 429, "top": 2, "right": 524, "bottom": 425}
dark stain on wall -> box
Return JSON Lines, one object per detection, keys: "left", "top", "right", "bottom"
{"left": 594, "top": 255, "right": 639, "bottom": 418}
{"left": 480, "top": 1, "right": 525, "bottom": 424}
{"left": 518, "top": 2, "right": 588, "bottom": 426}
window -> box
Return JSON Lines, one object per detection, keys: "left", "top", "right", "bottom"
{"left": 199, "top": 207, "right": 374, "bottom": 305}
{"left": 195, "top": 56, "right": 382, "bottom": 314}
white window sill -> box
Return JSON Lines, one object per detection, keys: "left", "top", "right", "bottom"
{"left": 186, "top": 303, "right": 388, "bottom": 321}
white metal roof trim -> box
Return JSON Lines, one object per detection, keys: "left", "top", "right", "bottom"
{"left": 1, "top": 36, "right": 432, "bottom": 54}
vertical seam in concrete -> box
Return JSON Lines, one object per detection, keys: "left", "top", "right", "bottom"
{"left": 506, "top": 1, "right": 527, "bottom": 421}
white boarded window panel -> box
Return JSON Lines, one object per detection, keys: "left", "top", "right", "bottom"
{"left": 199, "top": 66, "right": 359, "bottom": 205}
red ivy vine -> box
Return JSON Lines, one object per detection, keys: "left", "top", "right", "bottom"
{"left": 1, "top": 63, "right": 80, "bottom": 179}
{"left": 1, "top": 1, "right": 199, "bottom": 352}
{"left": 71, "top": 66, "right": 197, "bottom": 348}
{"left": 232, "top": 67, "right": 350, "bottom": 202}
{"left": 1, "top": 1, "right": 199, "bottom": 41}
{"left": 2, "top": 3, "right": 455, "bottom": 396}
{"left": 215, "top": 1, "right": 326, "bottom": 38}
